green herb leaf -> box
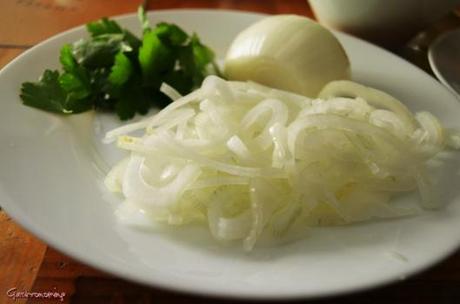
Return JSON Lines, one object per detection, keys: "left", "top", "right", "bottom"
{"left": 109, "top": 51, "right": 133, "bottom": 86}
{"left": 123, "top": 30, "right": 142, "bottom": 51}
{"left": 115, "top": 77, "right": 151, "bottom": 120}
{"left": 59, "top": 72, "right": 90, "bottom": 100}
{"left": 59, "top": 44, "right": 92, "bottom": 100}
{"left": 155, "top": 23, "right": 188, "bottom": 46}
{"left": 163, "top": 69, "right": 194, "bottom": 95}
{"left": 177, "top": 44, "right": 196, "bottom": 77}
{"left": 115, "top": 94, "right": 137, "bottom": 120}
{"left": 20, "top": 70, "right": 67, "bottom": 113}
{"left": 138, "top": 31, "right": 174, "bottom": 82}
{"left": 90, "top": 68, "right": 116, "bottom": 110}
{"left": 18, "top": 5, "right": 222, "bottom": 121}
{"left": 86, "top": 17, "right": 123, "bottom": 37}
{"left": 72, "top": 34, "right": 130, "bottom": 68}
{"left": 60, "top": 44, "right": 78, "bottom": 72}
{"left": 20, "top": 70, "right": 92, "bottom": 114}
{"left": 191, "top": 34, "right": 215, "bottom": 68}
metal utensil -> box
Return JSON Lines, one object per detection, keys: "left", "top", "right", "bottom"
{"left": 428, "top": 28, "right": 460, "bottom": 99}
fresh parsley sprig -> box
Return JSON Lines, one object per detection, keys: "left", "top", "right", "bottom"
{"left": 20, "top": 6, "right": 221, "bottom": 120}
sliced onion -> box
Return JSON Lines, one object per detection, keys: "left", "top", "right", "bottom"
{"left": 160, "top": 82, "right": 183, "bottom": 101}
{"left": 105, "top": 76, "right": 457, "bottom": 250}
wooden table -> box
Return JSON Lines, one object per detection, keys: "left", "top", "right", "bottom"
{"left": 1, "top": 1, "right": 460, "bottom": 303}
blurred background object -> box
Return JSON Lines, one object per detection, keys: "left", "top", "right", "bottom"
{"left": 0, "top": 0, "right": 143, "bottom": 47}
{"left": 402, "top": 9, "right": 460, "bottom": 75}
{"left": 0, "top": 0, "right": 144, "bottom": 71}
{"left": 308, "top": 0, "right": 460, "bottom": 50}
{"left": 428, "top": 28, "right": 460, "bottom": 98}
{"left": 308, "top": 0, "right": 460, "bottom": 93}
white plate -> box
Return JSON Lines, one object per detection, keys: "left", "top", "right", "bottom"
{"left": 1, "top": 10, "right": 460, "bottom": 300}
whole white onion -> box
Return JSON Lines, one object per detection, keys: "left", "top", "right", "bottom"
{"left": 224, "top": 15, "right": 350, "bottom": 97}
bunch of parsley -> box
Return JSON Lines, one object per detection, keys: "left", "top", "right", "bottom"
{"left": 20, "top": 7, "right": 221, "bottom": 120}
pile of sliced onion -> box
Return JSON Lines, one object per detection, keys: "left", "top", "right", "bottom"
{"left": 104, "top": 76, "right": 457, "bottom": 251}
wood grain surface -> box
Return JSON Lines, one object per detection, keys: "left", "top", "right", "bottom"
{"left": 1, "top": 1, "right": 459, "bottom": 303}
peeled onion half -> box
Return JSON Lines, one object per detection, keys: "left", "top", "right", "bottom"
{"left": 224, "top": 15, "right": 350, "bottom": 97}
